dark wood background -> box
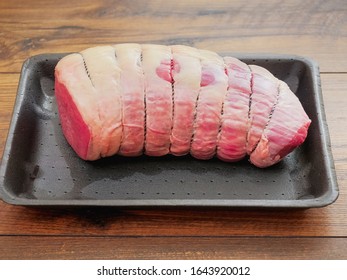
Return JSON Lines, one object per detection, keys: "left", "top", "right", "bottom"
{"left": 0, "top": 0, "right": 346, "bottom": 259}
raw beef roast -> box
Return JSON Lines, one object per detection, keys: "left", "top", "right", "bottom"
{"left": 54, "top": 44, "right": 311, "bottom": 168}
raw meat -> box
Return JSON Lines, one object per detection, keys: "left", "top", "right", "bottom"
{"left": 80, "top": 46, "right": 122, "bottom": 158}
{"left": 142, "top": 44, "right": 173, "bottom": 156}
{"left": 170, "top": 45, "right": 201, "bottom": 156}
{"left": 114, "top": 43, "right": 145, "bottom": 156}
{"left": 54, "top": 44, "right": 311, "bottom": 168}
{"left": 250, "top": 81, "right": 311, "bottom": 167}
{"left": 55, "top": 48, "right": 121, "bottom": 161}
{"left": 190, "top": 49, "right": 228, "bottom": 160}
{"left": 246, "top": 65, "right": 279, "bottom": 154}
{"left": 217, "top": 57, "right": 252, "bottom": 162}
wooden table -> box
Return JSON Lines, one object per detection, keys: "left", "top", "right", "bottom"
{"left": 0, "top": 0, "right": 346, "bottom": 259}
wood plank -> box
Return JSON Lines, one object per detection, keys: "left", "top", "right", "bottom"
{"left": 0, "top": 202, "right": 345, "bottom": 237}
{"left": 0, "top": 73, "right": 18, "bottom": 159}
{"left": 0, "top": 73, "right": 346, "bottom": 237}
{"left": 1, "top": 236, "right": 347, "bottom": 259}
{"left": 0, "top": 0, "right": 346, "bottom": 72}
{"left": 322, "top": 74, "right": 347, "bottom": 193}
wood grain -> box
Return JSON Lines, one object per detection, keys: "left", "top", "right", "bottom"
{"left": 1, "top": 236, "right": 347, "bottom": 260}
{"left": 0, "top": 0, "right": 347, "bottom": 259}
{"left": 0, "top": 74, "right": 18, "bottom": 160}
{"left": 0, "top": 0, "right": 346, "bottom": 73}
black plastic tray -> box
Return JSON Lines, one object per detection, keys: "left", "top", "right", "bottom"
{"left": 0, "top": 53, "right": 339, "bottom": 207}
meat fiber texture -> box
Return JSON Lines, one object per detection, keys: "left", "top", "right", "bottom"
{"left": 54, "top": 44, "right": 311, "bottom": 168}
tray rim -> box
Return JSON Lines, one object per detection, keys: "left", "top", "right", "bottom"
{"left": 0, "top": 52, "right": 339, "bottom": 208}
